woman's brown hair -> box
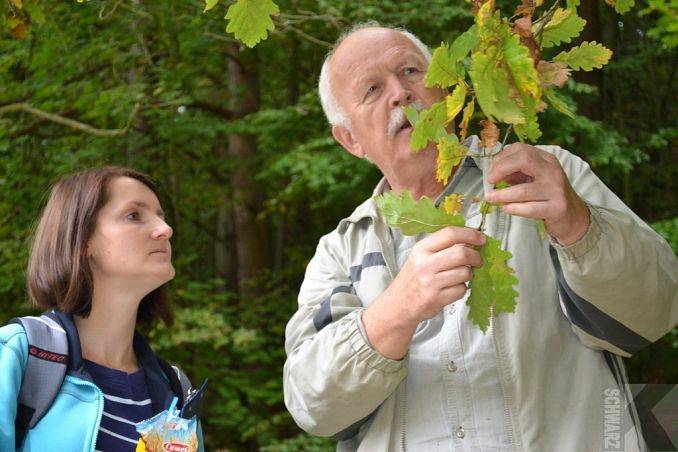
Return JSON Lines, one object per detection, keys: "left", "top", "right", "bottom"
{"left": 27, "top": 166, "right": 173, "bottom": 327}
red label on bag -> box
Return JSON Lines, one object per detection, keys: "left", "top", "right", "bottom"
{"left": 163, "top": 443, "right": 189, "bottom": 452}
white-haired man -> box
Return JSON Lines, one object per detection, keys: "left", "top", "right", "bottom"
{"left": 283, "top": 24, "right": 677, "bottom": 452}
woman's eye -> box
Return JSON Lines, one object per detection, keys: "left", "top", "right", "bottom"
{"left": 126, "top": 211, "right": 140, "bottom": 221}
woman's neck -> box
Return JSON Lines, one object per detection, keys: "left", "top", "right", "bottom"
{"left": 74, "top": 283, "right": 142, "bottom": 373}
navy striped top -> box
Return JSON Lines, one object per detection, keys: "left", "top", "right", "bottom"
{"left": 84, "top": 359, "right": 155, "bottom": 452}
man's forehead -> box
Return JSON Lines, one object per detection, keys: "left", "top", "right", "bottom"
{"left": 329, "top": 28, "right": 424, "bottom": 82}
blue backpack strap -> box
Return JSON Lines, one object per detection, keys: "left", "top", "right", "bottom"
{"left": 9, "top": 312, "right": 69, "bottom": 449}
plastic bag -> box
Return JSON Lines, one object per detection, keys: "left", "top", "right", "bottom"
{"left": 135, "top": 397, "right": 198, "bottom": 452}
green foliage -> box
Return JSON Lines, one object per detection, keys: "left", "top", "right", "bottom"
{"left": 554, "top": 41, "right": 613, "bottom": 70}
{"left": 424, "top": 25, "right": 478, "bottom": 88}
{"left": 404, "top": 101, "right": 447, "bottom": 151}
{"left": 467, "top": 235, "right": 519, "bottom": 332}
{"left": 436, "top": 134, "right": 468, "bottom": 184}
{"left": 539, "top": 8, "right": 587, "bottom": 48}
{"left": 225, "top": 0, "right": 280, "bottom": 47}
{"left": 375, "top": 191, "right": 464, "bottom": 235}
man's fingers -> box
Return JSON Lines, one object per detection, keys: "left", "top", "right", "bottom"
{"left": 431, "top": 244, "right": 482, "bottom": 271}
{"left": 488, "top": 144, "right": 548, "bottom": 184}
{"left": 502, "top": 200, "right": 550, "bottom": 218}
{"left": 486, "top": 182, "right": 548, "bottom": 204}
{"left": 419, "top": 226, "right": 486, "bottom": 253}
{"left": 435, "top": 267, "right": 474, "bottom": 288}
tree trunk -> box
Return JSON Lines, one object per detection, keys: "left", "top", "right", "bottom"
{"left": 227, "top": 43, "right": 269, "bottom": 302}
{"left": 574, "top": 0, "right": 604, "bottom": 120}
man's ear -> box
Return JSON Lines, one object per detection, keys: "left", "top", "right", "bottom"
{"left": 332, "top": 125, "right": 366, "bottom": 159}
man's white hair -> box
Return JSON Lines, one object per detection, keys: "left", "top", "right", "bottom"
{"left": 318, "top": 21, "right": 432, "bottom": 131}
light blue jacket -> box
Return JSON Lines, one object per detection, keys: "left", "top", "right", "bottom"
{"left": 0, "top": 311, "right": 204, "bottom": 451}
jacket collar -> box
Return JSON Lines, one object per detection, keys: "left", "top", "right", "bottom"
{"left": 52, "top": 310, "right": 175, "bottom": 413}
{"left": 341, "top": 135, "right": 485, "bottom": 227}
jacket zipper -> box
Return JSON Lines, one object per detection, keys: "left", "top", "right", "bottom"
{"left": 66, "top": 377, "right": 104, "bottom": 452}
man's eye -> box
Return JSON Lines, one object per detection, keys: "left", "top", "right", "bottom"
{"left": 366, "top": 85, "right": 377, "bottom": 96}
{"left": 404, "top": 67, "right": 419, "bottom": 75}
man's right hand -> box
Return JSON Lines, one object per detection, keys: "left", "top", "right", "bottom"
{"left": 362, "top": 226, "right": 485, "bottom": 360}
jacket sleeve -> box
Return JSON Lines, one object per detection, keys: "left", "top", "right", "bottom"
{"left": 0, "top": 324, "right": 29, "bottom": 450}
{"left": 545, "top": 146, "right": 678, "bottom": 357}
{"left": 283, "top": 230, "right": 408, "bottom": 437}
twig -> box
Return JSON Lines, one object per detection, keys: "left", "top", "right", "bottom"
{"left": 533, "top": 0, "right": 562, "bottom": 39}
{"left": 477, "top": 125, "right": 514, "bottom": 232}
{"left": 0, "top": 102, "right": 140, "bottom": 137}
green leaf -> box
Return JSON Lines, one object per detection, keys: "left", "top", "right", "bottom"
{"left": 554, "top": 41, "right": 613, "bottom": 71}
{"left": 470, "top": 46, "right": 525, "bottom": 124}
{"left": 566, "top": 0, "right": 581, "bottom": 8}
{"left": 409, "top": 101, "right": 447, "bottom": 152}
{"left": 503, "top": 32, "right": 540, "bottom": 98}
{"left": 375, "top": 191, "right": 464, "bottom": 235}
{"left": 225, "top": 0, "right": 279, "bottom": 48}
{"left": 425, "top": 26, "right": 478, "bottom": 88}
{"left": 467, "top": 235, "right": 519, "bottom": 332}
{"left": 536, "top": 219, "right": 547, "bottom": 240}
{"left": 540, "top": 8, "right": 586, "bottom": 48}
{"left": 544, "top": 88, "right": 575, "bottom": 118}
{"left": 436, "top": 134, "right": 468, "bottom": 184}
{"left": 204, "top": 0, "right": 220, "bottom": 12}
{"left": 23, "top": 0, "right": 46, "bottom": 25}
{"left": 514, "top": 95, "right": 541, "bottom": 141}
{"left": 426, "top": 43, "right": 461, "bottom": 88}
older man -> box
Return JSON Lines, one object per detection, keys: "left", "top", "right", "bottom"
{"left": 283, "top": 24, "right": 677, "bottom": 452}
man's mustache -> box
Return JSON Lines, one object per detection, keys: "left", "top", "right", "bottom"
{"left": 387, "top": 101, "right": 423, "bottom": 138}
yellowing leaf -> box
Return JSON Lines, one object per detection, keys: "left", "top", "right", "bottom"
{"left": 446, "top": 83, "right": 467, "bottom": 123}
{"left": 480, "top": 119, "right": 500, "bottom": 150}
{"left": 375, "top": 190, "right": 465, "bottom": 235}
{"left": 467, "top": 235, "right": 519, "bottom": 332}
{"left": 476, "top": 0, "right": 496, "bottom": 28}
{"left": 554, "top": 41, "right": 613, "bottom": 71}
{"left": 537, "top": 60, "right": 570, "bottom": 87}
{"left": 443, "top": 194, "right": 466, "bottom": 215}
{"left": 225, "top": 0, "right": 279, "bottom": 48}
{"left": 503, "top": 32, "right": 540, "bottom": 98}
{"left": 539, "top": 8, "right": 586, "bottom": 48}
{"left": 606, "top": 0, "right": 635, "bottom": 14}
{"left": 204, "top": 0, "right": 220, "bottom": 12}
{"left": 544, "top": 88, "right": 575, "bottom": 118}
{"left": 437, "top": 135, "right": 468, "bottom": 184}
{"left": 407, "top": 101, "right": 447, "bottom": 152}
{"left": 459, "top": 97, "right": 475, "bottom": 141}
{"left": 10, "top": 0, "right": 23, "bottom": 8}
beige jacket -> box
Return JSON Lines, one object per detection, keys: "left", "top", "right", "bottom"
{"left": 283, "top": 138, "right": 678, "bottom": 451}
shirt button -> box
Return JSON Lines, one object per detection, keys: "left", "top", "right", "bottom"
{"left": 448, "top": 304, "right": 456, "bottom": 314}
{"left": 447, "top": 360, "right": 457, "bottom": 372}
{"left": 455, "top": 426, "right": 465, "bottom": 439}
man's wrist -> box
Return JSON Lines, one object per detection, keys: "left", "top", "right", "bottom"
{"left": 550, "top": 202, "right": 591, "bottom": 246}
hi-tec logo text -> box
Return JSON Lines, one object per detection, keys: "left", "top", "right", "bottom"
{"left": 29, "top": 346, "right": 66, "bottom": 363}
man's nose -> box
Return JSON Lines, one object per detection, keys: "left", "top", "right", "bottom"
{"left": 388, "top": 78, "right": 413, "bottom": 108}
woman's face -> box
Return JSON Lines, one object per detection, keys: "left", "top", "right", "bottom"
{"left": 87, "top": 176, "right": 175, "bottom": 292}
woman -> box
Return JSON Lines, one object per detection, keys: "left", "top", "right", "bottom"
{"left": 0, "top": 167, "right": 203, "bottom": 451}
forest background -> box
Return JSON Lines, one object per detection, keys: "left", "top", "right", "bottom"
{"left": 0, "top": 0, "right": 676, "bottom": 450}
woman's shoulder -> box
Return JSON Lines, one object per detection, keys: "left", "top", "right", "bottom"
{"left": 0, "top": 322, "right": 28, "bottom": 359}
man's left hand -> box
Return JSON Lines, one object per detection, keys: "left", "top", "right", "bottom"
{"left": 485, "top": 143, "right": 590, "bottom": 246}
